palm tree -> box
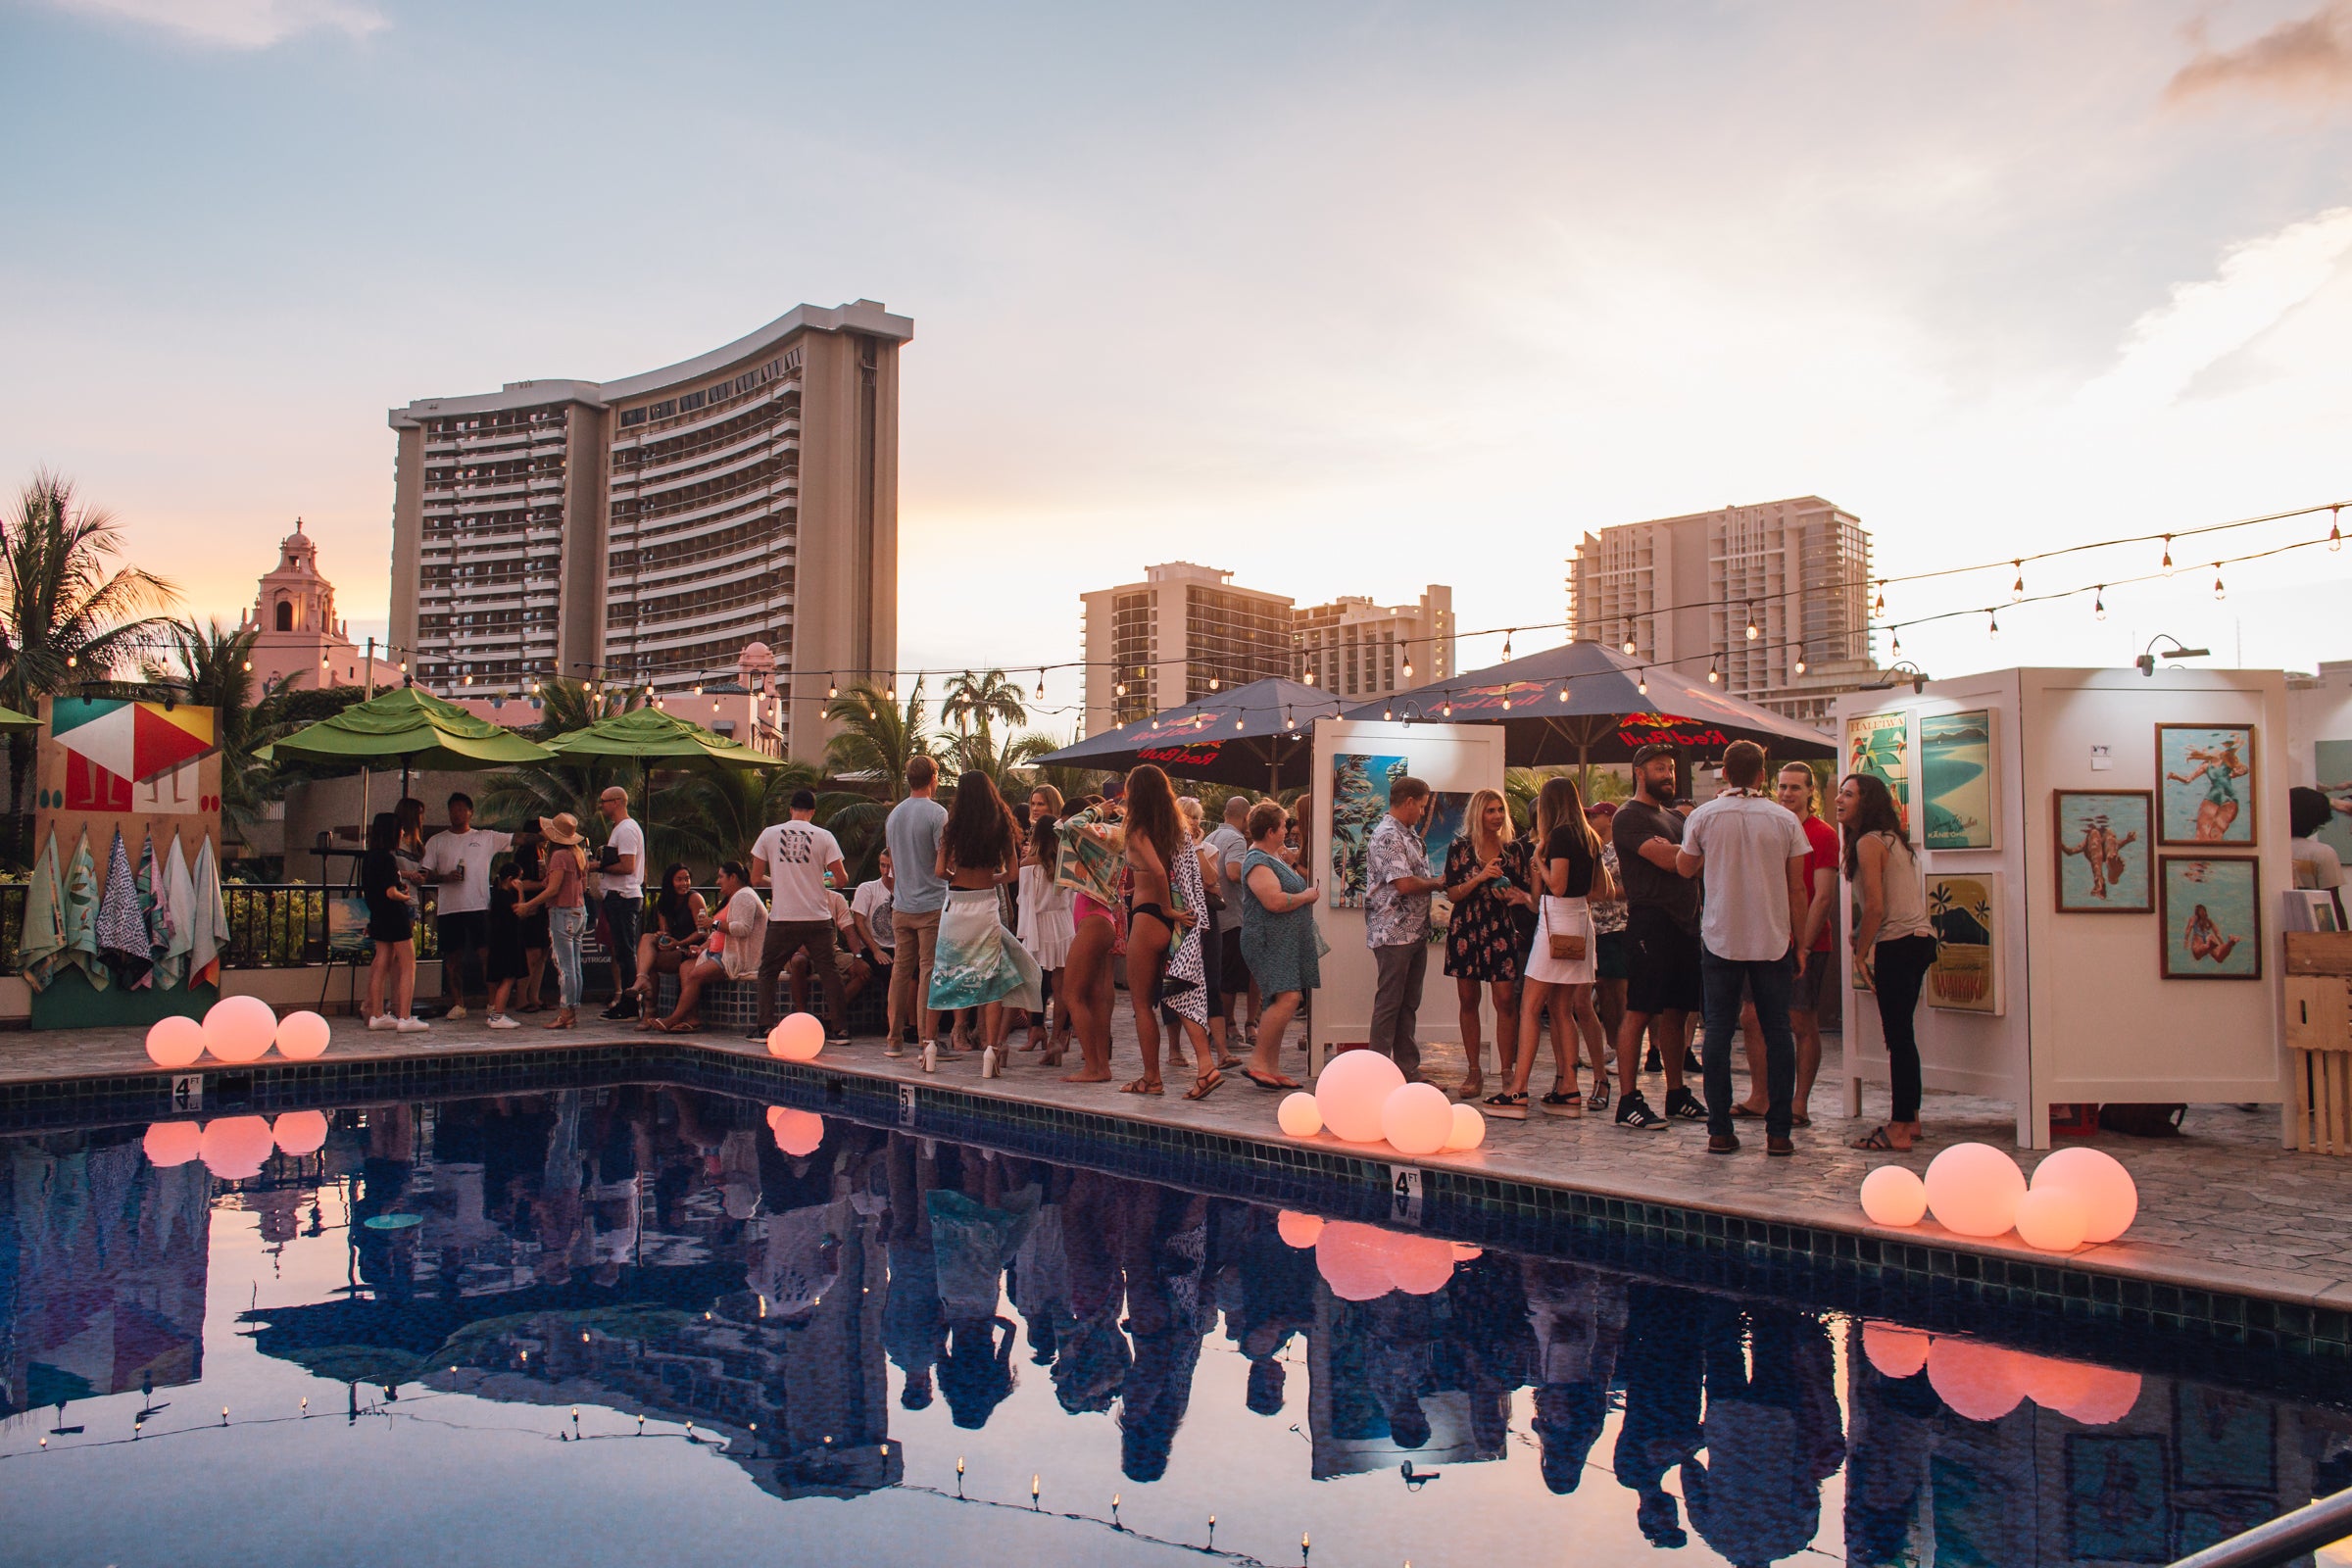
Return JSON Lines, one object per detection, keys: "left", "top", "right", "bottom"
{"left": 474, "top": 677, "right": 628, "bottom": 831}
{"left": 948, "top": 725, "right": 1059, "bottom": 801}
{"left": 168, "top": 618, "right": 303, "bottom": 843}
{"left": 940, "top": 668, "right": 1027, "bottom": 741}
{"left": 0, "top": 472, "right": 179, "bottom": 819}
{"left": 658, "top": 760, "right": 819, "bottom": 872}
{"left": 823, "top": 677, "right": 937, "bottom": 800}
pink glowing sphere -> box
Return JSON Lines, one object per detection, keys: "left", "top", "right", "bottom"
{"left": 1859, "top": 1164, "right": 1929, "bottom": 1227}
{"left": 2034, "top": 1361, "right": 2142, "bottom": 1426}
{"left": 2031, "top": 1147, "right": 2137, "bottom": 1245}
{"left": 2013, "top": 1187, "right": 2088, "bottom": 1252}
{"left": 274, "top": 1010, "right": 331, "bottom": 1061}
{"left": 203, "top": 997, "right": 279, "bottom": 1064}
{"left": 1928, "top": 1337, "right": 2029, "bottom": 1423}
{"left": 1276, "top": 1210, "right": 1326, "bottom": 1249}
{"left": 199, "top": 1114, "right": 275, "bottom": 1180}
{"left": 142, "top": 1121, "right": 203, "bottom": 1167}
{"left": 145, "top": 1014, "right": 207, "bottom": 1069}
{"left": 1923, "top": 1142, "right": 2027, "bottom": 1239}
{"left": 1314, "top": 1049, "right": 1405, "bottom": 1144}
{"left": 767, "top": 1013, "right": 824, "bottom": 1061}
{"left": 1380, "top": 1083, "right": 1454, "bottom": 1156}
{"left": 1276, "top": 1092, "right": 1324, "bottom": 1138}
{"left": 1315, "top": 1220, "right": 1396, "bottom": 1300}
{"left": 770, "top": 1106, "right": 825, "bottom": 1157}
{"left": 271, "top": 1109, "right": 329, "bottom": 1156}
{"left": 1443, "top": 1102, "right": 1487, "bottom": 1152}
{"left": 1385, "top": 1234, "right": 1456, "bottom": 1297}
{"left": 1447, "top": 1243, "right": 1483, "bottom": 1262}
{"left": 1862, "top": 1322, "right": 1931, "bottom": 1380}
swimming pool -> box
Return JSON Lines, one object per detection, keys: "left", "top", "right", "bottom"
{"left": 3, "top": 1082, "right": 2346, "bottom": 1566}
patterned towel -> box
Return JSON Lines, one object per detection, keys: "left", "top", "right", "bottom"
{"left": 96, "top": 830, "right": 154, "bottom": 988}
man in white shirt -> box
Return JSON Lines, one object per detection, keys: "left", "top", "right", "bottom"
{"left": 1675, "top": 742, "right": 1813, "bottom": 1156}
{"left": 851, "top": 850, "right": 897, "bottom": 1017}
{"left": 419, "top": 792, "right": 512, "bottom": 1022}
{"left": 1204, "top": 796, "right": 1257, "bottom": 1037}
{"left": 595, "top": 786, "right": 646, "bottom": 1020}
{"left": 752, "top": 787, "right": 851, "bottom": 1045}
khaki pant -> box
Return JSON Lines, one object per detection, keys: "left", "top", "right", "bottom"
{"left": 888, "top": 906, "right": 942, "bottom": 1044}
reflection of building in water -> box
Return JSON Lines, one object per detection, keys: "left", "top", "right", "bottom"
{"left": 1843, "top": 1326, "right": 2352, "bottom": 1567}
{"left": 0, "top": 1132, "right": 210, "bottom": 1416}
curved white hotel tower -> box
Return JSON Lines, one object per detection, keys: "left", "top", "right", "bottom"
{"left": 388, "top": 301, "right": 910, "bottom": 764}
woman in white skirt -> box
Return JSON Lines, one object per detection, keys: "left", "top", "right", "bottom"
{"left": 1491, "top": 776, "right": 1616, "bottom": 1119}
{"left": 1017, "top": 812, "right": 1075, "bottom": 1060}
{"left": 930, "top": 771, "right": 1044, "bottom": 1058}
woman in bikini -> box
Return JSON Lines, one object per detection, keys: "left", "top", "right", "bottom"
{"left": 2185, "top": 904, "right": 2241, "bottom": 963}
{"left": 1120, "top": 764, "right": 1221, "bottom": 1101}
{"left": 2170, "top": 742, "right": 2249, "bottom": 842}
{"left": 1055, "top": 791, "right": 1127, "bottom": 1084}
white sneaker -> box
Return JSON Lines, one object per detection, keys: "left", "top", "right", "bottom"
{"left": 395, "top": 1017, "right": 431, "bottom": 1034}
{"left": 367, "top": 1014, "right": 396, "bottom": 1031}
{"left": 444, "top": 1004, "right": 467, "bottom": 1021}
{"left": 487, "top": 1013, "right": 520, "bottom": 1030}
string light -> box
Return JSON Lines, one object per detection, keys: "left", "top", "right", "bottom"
{"left": 1986, "top": 612, "right": 2001, "bottom": 641}
{"left": 1558, "top": 684, "right": 1571, "bottom": 701}
{"left": 1636, "top": 674, "right": 1648, "bottom": 696}
{"left": 1792, "top": 655, "right": 1807, "bottom": 675}
{"left": 1382, "top": 704, "right": 1393, "bottom": 720}
{"left": 1743, "top": 606, "right": 1759, "bottom": 641}
{"left": 1890, "top": 628, "right": 1902, "bottom": 655}
{"left": 2333, "top": 508, "right": 2343, "bottom": 552}
{"left": 2162, "top": 535, "right": 2175, "bottom": 575}
{"left": 2213, "top": 564, "right": 2227, "bottom": 601}
{"left": 885, "top": 684, "right": 897, "bottom": 702}
{"left": 1206, "top": 675, "right": 1218, "bottom": 691}
{"left": 2010, "top": 562, "right": 2025, "bottom": 601}
{"left": 1501, "top": 628, "right": 1514, "bottom": 659}
{"left": 1873, "top": 583, "right": 1886, "bottom": 615}
{"left": 1303, "top": 668, "right": 1316, "bottom": 685}
{"left": 1401, "top": 657, "right": 1413, "bottom": 678}
{"left": 1705, "top": 656, "right": 1721, "bottom": 685}
{"left": 1035, "top": 671, "right": 1046, "bottom": 700}
{"left": 1441, "top": 700, "right": 1453, "bottom": 717}
{"left": 2094, "top": 587, "right": 2107, "bottom": 620}
{"left": 1114, "top": 680, "right": 1126, "bottom": 698}
{"left": 1621, "top": 625, "right": 1637, "bottom": 656}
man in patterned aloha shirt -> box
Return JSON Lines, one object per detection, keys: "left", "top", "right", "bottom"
{"left": 1365, "top": 776, "right": 1446, "bottom": 1081}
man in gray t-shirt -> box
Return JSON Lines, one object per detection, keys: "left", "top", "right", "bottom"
{"left": 882, "top": 756, "right": 949, "bottom": 1054}
{"left": 1204, "top": 796, "right": 1255, "bottom": 1027}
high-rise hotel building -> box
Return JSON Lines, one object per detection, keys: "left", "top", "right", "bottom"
{"left": 388, "top": 300, "right": 910, "bottom": 765}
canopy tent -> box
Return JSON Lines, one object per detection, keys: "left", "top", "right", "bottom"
{"left": 262, "top": 685, "right": 554, "bottom": 780}
{"left": 1031, "top": 678, "right": 1346, "bottom": 792}
{"left": 1341, "top": 640, "right": 1837, "bottom": 781}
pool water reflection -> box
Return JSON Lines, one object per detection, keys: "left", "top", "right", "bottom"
{"left": 3, "top": 1086, "right": 2348, "bottom": 1566}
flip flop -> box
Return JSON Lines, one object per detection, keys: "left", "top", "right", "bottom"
{"left": 1244, "top": 1069, "right": 1300, "bottom": 1092}
{"left": 1850, "top": 1125, "right": 1906, "bottom": 1152}
{"left": 1731, "top": 1104, "right": 1764, "bottom": 1119}
{"left": 1185, "top": 1069, "right": 1225, "bottom": 1102}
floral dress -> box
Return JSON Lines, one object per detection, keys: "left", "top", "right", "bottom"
{"left": 1443, "top": 836, "right": 1534, "bottom": 983}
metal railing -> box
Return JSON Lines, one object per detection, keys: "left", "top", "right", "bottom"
{"left": 0, "top": 882, "right": 444, "bottom": 975}
{"left": 2171, "top": 1486, "right": 2352, "bottom": 1567}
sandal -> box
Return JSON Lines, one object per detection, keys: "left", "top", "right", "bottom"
{"left": 1185, "top": 1068, "right": 1225, "bottom": 1102}
{"left": 1731, "top": 1103, "right": 1765, "bottom": 1119}
{"left": 1456, "top": 1080, "right": 1485, "bottom": 1102}
{"left": 1121, "top": 1077, "right": 1165, "bottom": 1096}
{"left": 1244, "top": 1068, "right": 1300, "bottom": 1092}
{"left": 1539, "top": 1089, "right": 1584, "bottom": 1118}
{"left": 1850, "top": 1125, "right": 1910, "bottom": 1152}
{"left": 1585, "top": 1079, "right": 1611, "bottom": 1114}
{"left": 1483, "top": 1091, "right": 1530, "bottom": 1120}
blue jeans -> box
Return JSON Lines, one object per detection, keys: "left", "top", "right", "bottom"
{"left": 1700, "top": 947, "right": 1796, "bottom": 1140}
{"left": 550, "top": 905, "right": 587, "bottom": 1010}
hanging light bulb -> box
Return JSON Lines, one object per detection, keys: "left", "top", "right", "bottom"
{"left": 1501, "top": 695, "right": 1512, "bottom": 710}
{"left": 1744, "top": 606, "right": 1759, "bottom": 641}
{"left": 1285, "top": 711, "right": 1297, "bottom": 731}
{"left": 1382, "top": 704, "right": 1393, "bottom": 720}
{"left": 2332, "top": 507, "right": 2343, "bottom": 552}
{"left": 1620, "top": 624, "right": 1637, "bottom": 656}
{"left": 1502, "top": 628, "right": 1515, "bottom": 659}
{"left": 1441, "top": 700, "right": 1453, "bottom": 718}
{"left": 1891, "top": 628, "right": 1903, "bottom": 655}
{"left": 1115, "top": 680, "right": 1127, "bottom": 698}
{"left": 1987, "top": 612, "right": 2001, "bottom": 641}
{"left": 1558, "top": 685, "right": 1571, "bottom": 702}
{"left": 1873, "top": 583, "right": 1886, "bottom": 616}
{"left": 65, "top": 654, "right": 76, "bottom": 668}
{"left": 1636, "top": 674, "right": 1648, "bottom": 696}
{"left": 242, "top": 659, "right": 253, "bottom": 672}
{"left": 1207, "top": 675, "right": 1219, "bottom": 691}
{"left": 2094, "top": 587, "right": 2108, "bottom": 621}
{"left": 1792, "top": 655, "right": 1807, "bottom": 675}
{"left": 827, "top": 680, "right": 838, "bottom": 700}
{"left": 462, "top": 671, "right": 472, "bottom": 685}
{"left": 885, "top": 683, "right": 897, "bottom": 702}
{"left": 1706, "top": 656, "right": 1721, "bottom": 684}
{"left": 2161, "top": 535, "right": 2175, "bottom": 575}
{"left": 1401, "top": 657, "right": 1413, "bottom": 679}
{"left": 1303, "top": 668, "right": 1316, "bottom": 686}
{"left": 2011, "top": 562, "right": 2025, "bottom": 601}
{"left": 2213, "top": 564, "right": 2227, "bottom": 601}
{"left": 1035, "top": 671, "right": 1046, "bottom": 700}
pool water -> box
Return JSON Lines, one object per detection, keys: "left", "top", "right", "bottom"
{"left": 3, "top": 1085, "right": 2348, "bottom": 1567}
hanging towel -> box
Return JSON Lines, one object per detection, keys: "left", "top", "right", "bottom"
{"left": 136, "top": 834, "right": 167, "bottom": 985}
{"left": 158, "top": 833, "right": 195, "bottom": 991}
{"left": 62, "top": 830, "right": 109, "bottom": 992}
{"left": 20, "top": 832, "right": 65, "bottom": 992}
{"left": 190, "top": 835, "right": 228, "bottom": 988}
{"left": 95, "top": 830, "right": 153, "bottom": 988}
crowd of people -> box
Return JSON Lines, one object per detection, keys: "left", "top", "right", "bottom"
{"left": 358, "top": 739, "right": 1944, "bottom": 1158}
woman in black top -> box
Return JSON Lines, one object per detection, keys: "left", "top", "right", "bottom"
{"left": 1492, "top": 777, "right": 1613, "bottom": 1117}
{"left": 510, "top": 827, "right": 551, "bottom": 1011}
{"left": 362, "top": 810, "right": 422, "bottom": 1030}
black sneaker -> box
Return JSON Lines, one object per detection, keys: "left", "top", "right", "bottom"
{"left": 1642, "top": 1047, "right": 1663, "bottom": 1073}
{"left": 1616, "top": 1091, "right": 1669, "bottom": 1131}
{"left": 602, "top": 998, "right": 639, "bottom": 1021}
{"left": 1682, "top": 1049, "right": 1703, "bottom": 1075}
{"left": 1664, "top": 1087, "right": 1709, "bottom": 1121}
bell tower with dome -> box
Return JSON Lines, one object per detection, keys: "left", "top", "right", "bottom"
{"left": 240, "top": 519, "right": 365, "bottom": 691}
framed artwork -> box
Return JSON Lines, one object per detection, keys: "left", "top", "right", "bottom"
{"left": 1846, "top": 710, "right": 1913, "bottom": 838}
{"left": 2160, "top": 857, "right": 2262, "bottom": 980}
{"left": 1418, "top": 790, "right": 1474, "bottom": 944}
{"left": 1327, "top": 753, "right": 1407, "bottom": 907}
{"left": 2281, "top": 889, "right": 2343, "bottom": 934}
{"left": 2067, "top": 1435, "right": 2173, "bottom": 1564}
{"left": 1926, "top": 871, "right": 2002, "bottom": 1013}
{"left": 2175, "top": 1384, "right": 2276, "bottom": 1492}
{"left": 2314, "top": 738, "right": 2352, "bottom": 865}
{"left": 2157, "top": 723, "right": 2256, "bottom": 847}
{"left": 1920, "top": 709, "right": 1995, "bottom": 850}
{"left": 2053, "top": 791, "right": 2154, "bottom": 913}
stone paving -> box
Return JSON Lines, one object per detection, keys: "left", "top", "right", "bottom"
{"left": 8, "top": 1009, "right": 2351, "bottom": 1311}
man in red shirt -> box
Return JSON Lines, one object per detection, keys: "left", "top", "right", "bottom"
{"left": 1733, "top": 763, "right": 1839, "bottom": 1121}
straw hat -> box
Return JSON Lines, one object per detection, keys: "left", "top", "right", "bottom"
{"left": 540, "top": 811, "right": 583, "bottom": 846}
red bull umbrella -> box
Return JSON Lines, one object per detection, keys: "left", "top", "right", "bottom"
{"left": 1339, "top": 640, "right": 1836, "bottom": 770}
{"left": 1030, "top": 677, "right": 1345, "bottom": 791}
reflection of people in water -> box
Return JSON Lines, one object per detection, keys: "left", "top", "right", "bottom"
{"left": 1684, "top": 1303, "right": 1845, "bottom": 1568}
{"left": 2185, "top": 903, "right": 2242, "bottom": 964}
{"left": 2059, "top": 813, "right": 2138, "bottom": 899}
{"left": 1612, "top": 1284, "right": 1705, "bottom": 1549}
{"left": 2169, "top": 741, "right": 2248, "bottom": 841}
{"left": 1844, "top": 1350, "right": 1944, "bottom": 1566}
{"left": 1523, "top": 1260, "right": 1625, "bottom": 1494}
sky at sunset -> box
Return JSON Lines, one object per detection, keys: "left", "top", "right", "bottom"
{"left": 4, "top": 0, "right": 2350, "bottom": 732}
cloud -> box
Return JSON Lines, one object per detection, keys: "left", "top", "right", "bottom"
{"left": 2074, "top": 206, "right": 2352, "bottom": 414}
{"left": 38, "top": 0, "right": 385, "bottom": 49}
{"left": 2166, "top": 2, "right": 2352, "bottom": 106}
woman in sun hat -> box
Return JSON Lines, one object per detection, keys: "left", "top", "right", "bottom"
{"left": 516, "top": 811, "right": 590, "bottom": 1029}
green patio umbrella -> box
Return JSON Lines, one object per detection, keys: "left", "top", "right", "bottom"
{"left": 262, "top": 685, "right": 554, "bottom": 782}
{"left": 0, "top": 704, "right": 40, "bottom": 733}
{"left": 538, "top": 704, "right": 788, "bottom": 770}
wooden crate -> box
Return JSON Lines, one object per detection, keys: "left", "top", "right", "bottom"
{"left": 2284, "top": 967, "right": 2352, "bottom": 1154}
{"left": 2285, "top": 931, "right": 2352, "bottom": 975}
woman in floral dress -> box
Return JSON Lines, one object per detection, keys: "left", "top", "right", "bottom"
{"left": 1443, "top": 787, "right": 1533, "bottom": 1100}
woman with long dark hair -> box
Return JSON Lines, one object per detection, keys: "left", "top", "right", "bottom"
{"left": 1120, "top": 764, "right": 1220, "bottom": 1100}
{"left": 1493, "top": 776, "right": 1613, "bottom": 1118}
{"left": 1017, "top": 810, "right": 1075, "bottom": 1059}
{"left": 630, "top": 862, "right": 709, "bottom": 1029}
{"left": 929, "top": 771, "right": 1042, "bottom": 1057}
{"left": 362, "top": 810, "right": 426, "bottom": 1032}
{"left": 1840, "top": 773, "right": 1936, "bottom": 1151}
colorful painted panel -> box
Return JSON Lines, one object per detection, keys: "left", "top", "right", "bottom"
{"left": 2157, "top": 723, "right": 2255, "bottom": 847}
{"left": 2053, "top": 790, "right": 2153, "bottom": 913}
{"left": 2313, "top": 738, "right": 2352, "bottom": 866}
{"left": 1919, "top": 709, "right": 1993, "bottom": 850}
{"left": 1845, "top": 711, "right": 1911, "bottom": 837}
{"left": 1926, "top": 871, "right": 2000, "bottom": 1013}
{"left": 1327, "top": 753, "right": 1406, "bottom": 907}
{"left": 2160, "top": 857, "right": 2262, "bottom": 980}
{"left": 1418, "top": 790, "right": 1473, "bottom": 943}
